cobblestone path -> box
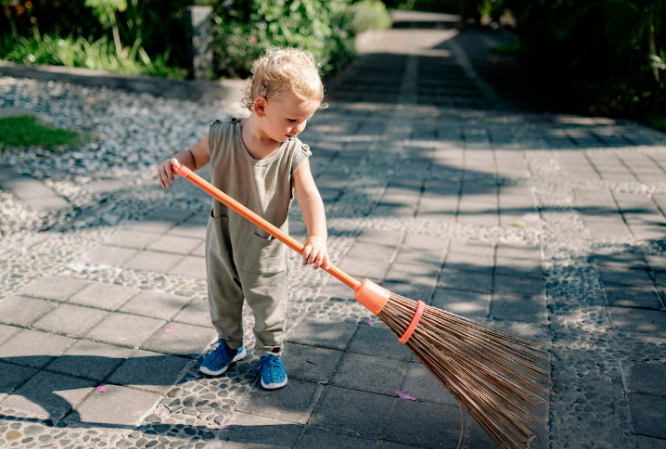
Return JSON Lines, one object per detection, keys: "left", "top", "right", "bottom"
{"left": 1, "top": 10, "right": 666, "bottom": 449}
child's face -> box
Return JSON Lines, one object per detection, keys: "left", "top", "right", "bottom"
{"left": 256, "top": 91, "right": 318, "bottom": 143}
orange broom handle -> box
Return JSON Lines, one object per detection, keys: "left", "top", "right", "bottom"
{"left": 172, "top": 163, "right": 361, "bottom": 291}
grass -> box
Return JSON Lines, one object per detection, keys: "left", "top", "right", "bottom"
{"left": 0, "top": 33, "right": 186, "bottom": 80}
{"left": 0, "top": 115, "right": 82, "bottom": 151}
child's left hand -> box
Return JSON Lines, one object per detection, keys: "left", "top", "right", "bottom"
{"left": 302, "top": 236, "right": 329, "bottom": 270}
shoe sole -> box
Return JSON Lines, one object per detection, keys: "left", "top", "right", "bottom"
{"left": 261, "top": 375, "right": 288, "bottom": 390}
{"left": 200, "top": 347, "right": 247, "bottom": 376}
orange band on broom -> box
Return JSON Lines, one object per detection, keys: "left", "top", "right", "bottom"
{"left": 171, "top": 162, "right": 549, "bottom": 449}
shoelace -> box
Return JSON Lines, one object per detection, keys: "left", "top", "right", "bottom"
{"left": 209, "top": 341, "right": 232, "bottom": 365}
{"left": 252, "top": 355, "right": 281, "bottom": 378}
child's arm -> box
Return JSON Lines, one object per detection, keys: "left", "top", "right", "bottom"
{"left": 293, "top": 159, "right": 329, "bottom": 270}
{"left": 157, "top": 133, "right": 211, "bottom": 188}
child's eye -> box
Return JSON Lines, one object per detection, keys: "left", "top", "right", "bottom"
{"left": 288, "top": 119, "right": 297, "bottom": 123}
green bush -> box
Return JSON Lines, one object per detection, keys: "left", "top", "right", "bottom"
{"left": 212, "top": 0, "right": 356, "bottom": 79}
{"left": 502, "top": 0, "right": 665, "bottom": 118}
{"left": 379, "top": 0, "right": 460, "bottom": 14}
{"left": 350, "top": 0, "right": 392, "bottom": 34}
{"left": 1, "top": 0, "right": 191, "bottom": 70}
{"left": 1, "top": 32, "right": 185, "bottom": 79}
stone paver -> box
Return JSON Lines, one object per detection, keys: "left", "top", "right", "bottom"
{"left": 81, "top": 244, "right": 138, "bottom": 266}
{"left": 347, "top": 324, "right": 413, "bottom": 361}
{"left": 173, "top": 298, "right": 214, "bottom": 327}
{"left": 168, "top": 255, "right": 207, "bottom": 279}
{"left": 64, "top": 384, "right": 162, "bottom": 426}
{"left": 1, "top": 8, "right": 666, "bottom": 449}
{"left": 209, "top": 413, "right": 303, "bottom": 449}
{"left": 308, "top": 386, "right": 395, "bottom": 437}
{"left": 106, "top": 349, "right": 193, "bottom": 394}
{"left": 0, "top": 171, "right": 69, "bottom": 212}
{"left": 16, "top": 275, "right": 90, "bottom": 301}
{"left": 0, "top": 362, "right": 37, "bottom": 398}
{"left": 0, "top": 329, "right": 76, "bottom": 368}
{"left": 32, "top": 303, "right": 109, "bottom": 337}
{"left": 119, "top": 289, "right": 193, "bottom": 320}
{"left": 334, "top": 353, "right": 407, "bottom": 397}
{"left": 281, "top": 343, "right": 344, "bottom": 384}
{"left": 286, "top": 318, "right": 357, "bottom": 350}
{"left": 122, "top": 250, "right": 185, "bottom": 272}
{"left": 141, "top": 322, "right": 214, "bottom": 357}
{"left": 0, "top": 324, "right": 20, "bottom": 347}
{"left": 293, "top": 426, "right": 376, "bottom": 449}
{"left": 86, "top": 313, "right": 166, "bottom": 347}
{"left": 384, "top": 400, "right": 463, "bottom": 449}
{"left": 0, "top": 296, "right": 56, "bottom": 326}
{"left": 0, "top": 371, "right": 95, "bottom": 420}
{"left": 238, "top": 379, "right": 324, "bottom": 425}
{"left": 46, "top": 339, "right": 133, "bottom": 381}
{"left": 68, "top": 282, "right": 139, "bottom": 310}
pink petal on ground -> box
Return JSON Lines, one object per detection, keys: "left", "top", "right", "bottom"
{"left": 165, "top": 326, "right": 175, "bottom": 333}
{"left": 646, "top": 191, "right": 652, "bottom": 198}
{"left": 220, "top": 426, "right": 234, "bottom": 431}
{"left": 96, "top": 384, "right": 106, "bottom": 393}
{"left": 367, "top": 318, "right": 374, "bottom": 326}
{"left": 395, "top": 391, "right": 417, "bottom": 401}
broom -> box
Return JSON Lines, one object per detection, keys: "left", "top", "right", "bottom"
{"left": 171, "top": 162, "right": 549, "bottom": 449}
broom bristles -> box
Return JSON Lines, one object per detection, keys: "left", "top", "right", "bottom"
{"left": 379, "top": 293, "right": 549, "bottom": 449}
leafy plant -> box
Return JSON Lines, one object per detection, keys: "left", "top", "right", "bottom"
{"left": 212, "top": 0, "right": 356, "bottom": 79}
{"left": 349, "top": 0, "right": 392, "bottom": 34}
{"left": 1, "top": 0, "right": 191, "bottom": 72}
{"left": 502, "top": 0, "right": 665, "bottom": 117}
{"left": 1, "top": 32, "right": 184, "bottom": 78}
{"left": 85, "top": 0, "right": 126, "bottom": 57}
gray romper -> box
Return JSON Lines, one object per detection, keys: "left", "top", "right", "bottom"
{"left": 205, "top": 117, "right": 312, "bottom": 355}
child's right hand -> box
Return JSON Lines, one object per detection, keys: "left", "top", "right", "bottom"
{"left": 157, "top": 158, "right": 181, "bottom": 188}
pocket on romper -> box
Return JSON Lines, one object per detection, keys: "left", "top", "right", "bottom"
{"left": 207, "top": 212, "right": 230, "bottom": 257}
{"left": 241, "top": 231, "right": 287, "bottom": 274}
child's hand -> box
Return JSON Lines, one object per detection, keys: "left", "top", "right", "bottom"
{"left": 157, "top": 158, "right": 181, "bottom": 188}
{"left": 302, "top": 236, "right": 329, "bottom": 270}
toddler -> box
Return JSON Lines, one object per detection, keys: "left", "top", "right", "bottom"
{"left": 157, "top": 47, "right": 329, "bottom": 389}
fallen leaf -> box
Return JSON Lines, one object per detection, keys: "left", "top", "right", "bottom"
{"left": 96, "top": 384, "right": 106, "bottom": 393}
{"left": 395, "top": 390, "right": 417, "bottom": 401}
{"left": 165, "top": 326, "right": 175, "bottom": 334}
{"left": 510, "top": 220, "right": 526, "bottom": 228}
{"left": 305, "top": 358, "right": 315, "bottom": 365}
{"left": 85, "top": 97, "right": 99, "bottom": 104}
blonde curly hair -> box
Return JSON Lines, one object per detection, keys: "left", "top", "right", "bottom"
{"left": 242, "top": 47, "right": 326, "bottom": 111}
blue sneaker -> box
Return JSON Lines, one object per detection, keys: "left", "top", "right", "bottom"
{"left": 200, "top": 340, "right": 246, "bottom": 376}
{"left": 252, "top": 354, "right": 288, "bottom": 390}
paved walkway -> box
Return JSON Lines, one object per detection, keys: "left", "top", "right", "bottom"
{"left": 2, "top": 10, "right": 666, "bottom": 449}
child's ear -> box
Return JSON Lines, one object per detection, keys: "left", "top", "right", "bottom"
{"left": 254, "top": 97, "right": 268, "bottom": 117}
